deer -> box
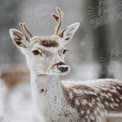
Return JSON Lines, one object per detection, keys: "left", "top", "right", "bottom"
{"left": 0, "top": 65, "right": 30, "bottom": 112}
{"left": 9, "top": 7, "right": 122, "bottom": 122}
{"left": 0, "top": 65, "right": 30, "bottom": 91}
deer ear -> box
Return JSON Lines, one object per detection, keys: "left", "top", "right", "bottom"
{"left": 60, "top": 22, "right": 80, "bottom": 45}
{"left": 9, "top": 29, "right": 29, "bottom": 48}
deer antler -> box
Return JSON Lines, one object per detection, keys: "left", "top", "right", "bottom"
{"left": 19, "top": 22, "right": 33, "bottom": 39}
{"left": 52, "top": 7, "right": 63, "bottom": 35}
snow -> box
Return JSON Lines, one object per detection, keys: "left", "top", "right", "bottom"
{"left": 0, "top": 81, "right": 40, "bottom": 122}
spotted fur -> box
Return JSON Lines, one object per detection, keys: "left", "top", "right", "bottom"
{"left": 62, "top": 79, "right": 122, "bottom": 122}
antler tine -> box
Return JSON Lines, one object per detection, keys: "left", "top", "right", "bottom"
{"left": 19, "top": 22, "right": 33, "bottom": 38}
{"left": 52, "top": 7, "right": 63, "bottom": 35}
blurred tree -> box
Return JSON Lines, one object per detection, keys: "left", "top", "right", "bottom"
{"left": 0, "top": 0, "right": 22, "bottom": 64}
{"left": 88, "top": 0, "right": 122, "bottom": 78}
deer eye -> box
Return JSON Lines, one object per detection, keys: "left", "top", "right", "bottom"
{"left": 63, "top": 49, "right": 69, "bottom": 54}
{"left": 32, "top": 50, "right": 40, "bottom": 55}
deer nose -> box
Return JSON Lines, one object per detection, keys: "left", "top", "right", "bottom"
{"left": 58, "top": 65, "right": 69, "bottom": 72}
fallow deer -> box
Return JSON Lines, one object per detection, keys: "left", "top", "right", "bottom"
{"left": 0, "top": 65, "right": 30, "bottom": 112}
{"left": 0, "top": 65, "right": 30, "bottom": 91}
{"left": 9, "top": 7, "right": 122, "bottom": 122}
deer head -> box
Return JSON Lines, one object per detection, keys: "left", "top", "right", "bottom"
{"left": 9, "top": 7, "right": 80, "bottom": 75}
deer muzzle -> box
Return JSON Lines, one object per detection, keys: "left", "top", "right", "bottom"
{"left": 52, "top": 62, "right": 70, "bottom": 73}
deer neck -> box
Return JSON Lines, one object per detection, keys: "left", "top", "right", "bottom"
{"left": 30, "top": 73, "right": 63, "bottom": 102}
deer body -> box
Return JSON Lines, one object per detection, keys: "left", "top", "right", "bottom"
{"left": 9, "top": 7, "right": 122, "bottom": 122}
{"left": 31, "top": 73, "right": 122, "bottom": 122}
{"left": 31, "top": 74, "right": 79, "bottom": 122}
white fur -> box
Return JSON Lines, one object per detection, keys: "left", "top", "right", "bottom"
{"left": 31, "top": 75, "right": 79, "bottom": 122}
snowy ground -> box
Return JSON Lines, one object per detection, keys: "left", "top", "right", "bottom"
{"left": 0, "top": 82, "right": 40, "bottom": 122}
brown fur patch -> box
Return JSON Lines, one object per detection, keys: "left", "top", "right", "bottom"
{"left": 40, "top": 40, "right": 59, "bottom": 47}
{"left": 51, "top": 62, "right": 65, "bottom": 68}
{"left": 14, "top": 32, "right": 22, "bottom": 41}
{"left": 37, "top": 88, "right": 47, "bottom": 96}
{"left": 14, "top": 32, "right": 26, "bottom": 48}
{"left": 72, "top": 85, "right": 94, "bottom": 91}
